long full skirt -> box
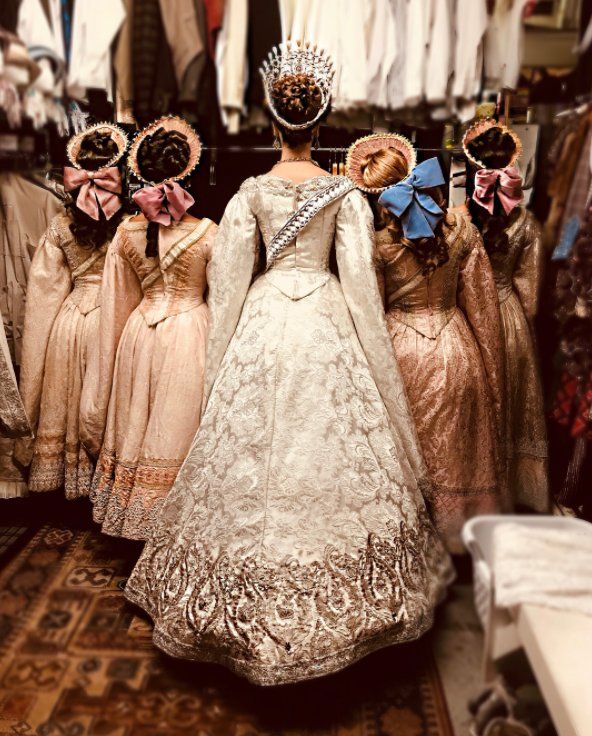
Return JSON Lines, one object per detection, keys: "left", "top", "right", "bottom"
{"left": 386, "top": 308, "right": 502, "bottom": 553}
{"left": 91, "top": 303, "right": 209, "bottom": 540}
{"left": 499, "top": 292, "right": 548, "bottom": 511}
{"left": 29, "top": 300, "right": 98, "bottom": 497}
{"left": 125, "top": 274, "right": 453, "bottom": 686}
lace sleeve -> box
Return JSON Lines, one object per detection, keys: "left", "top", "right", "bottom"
{"left": 203, "top": 181, "right": 260, "bottom": 411}
{"left": 335, "top": 190, "right": 428, "bottom": 485}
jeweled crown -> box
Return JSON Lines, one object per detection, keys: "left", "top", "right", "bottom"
{"left": 259, "top": 41, "right": 334, "bottom": 131}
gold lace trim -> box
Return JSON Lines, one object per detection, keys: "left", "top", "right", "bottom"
{"left": 124, "top": 512, "right": 453, "bottom": 685}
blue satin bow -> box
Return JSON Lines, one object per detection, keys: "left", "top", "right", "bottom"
{"left": 378, "top": 157, "right": 445, "bottom": 240}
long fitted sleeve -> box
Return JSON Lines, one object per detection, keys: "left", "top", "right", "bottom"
{"left": 17, "top": 222, "right": 71, "bottom": 445}
{"left": 79, "top": 230, "right": 142, "bottom": 456}
{"left": 203, "top": 182, "right": 260, "bottom": 409}
{"left": 513, "top": 213, "right": 544, "bottom": 327}
{"left": 457, "top": 227, "right": 505, "bottom": 456}
{"left": 335, "top": 190, "right": 427, "bottom": 485}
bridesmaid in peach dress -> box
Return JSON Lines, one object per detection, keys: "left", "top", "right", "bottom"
{"left": 347, "top": 134, "right": 506, "bottom": 553}
{"left": 80, "top": 117, "right": 216, "bottom": 541}
{"left": 15, "top": 123, "right": 128, "bottom": 498}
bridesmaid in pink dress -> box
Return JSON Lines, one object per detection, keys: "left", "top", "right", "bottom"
{"left": 80, "top": 116, "right": 217, "bottom": 540}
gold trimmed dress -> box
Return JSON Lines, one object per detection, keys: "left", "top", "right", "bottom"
{"left": 15, "top": 213, "right": 107, "bottom": 498}
{"left": 124, "top": 175, "right": 453, "bottom": 686}
{"left": 488, "top": 208, "right": 549, "bottom": 511}
{"left": 80, "top": 216, "right": 216, "bottom": 540}
{"left": 375, "top": 213, "right": 506, "bottom": 553}
{"left": 0, "top": 321, "right": 29, "bottom": 439}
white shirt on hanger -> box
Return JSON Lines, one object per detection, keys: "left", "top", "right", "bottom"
{"left": 67, "top": 0, "right": 125, "bottom": 100}
{"left": 367, "top": 0, "right": 398, "bottom": 109}
{"left": 452, "top": 0, "right": 488, "bottom": 110}
{"left": 403, "top": 0, "right": 429, "bottom": 108}
{"left": 485, "top": 0, "right": 528, "bottom": 90}
{"left": 425, "top": 0, "right": 454, "bottom": 105}
{"left": 216, "top": 0, "right": 248, "bottom": 134}
{"left": 18, "top": 0, "right": 65, "bottom": 63}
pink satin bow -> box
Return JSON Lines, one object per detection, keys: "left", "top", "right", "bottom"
{"left": 132, "top": 181, "right": 195, "bottom": 226}
{"left": 63, "top": 166, "right": 122, "bottom": 220}
{"left": 473, "top": 166, "right": 523, "bottom": 215}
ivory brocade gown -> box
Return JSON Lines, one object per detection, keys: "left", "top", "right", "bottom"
{"left": 375, "top": 213, "right": 506, "bottom": 553}
{"left": 15, "top": 213, "right": 107, "bottom": 498}
{"left": 80, "top": 216, "right": 216, "bottom": 540}
{"left": 125, "top": 174, "right": 454, "bottom": 686}
{"left": 488, "top": 208, "right": 549, "bottom": 511}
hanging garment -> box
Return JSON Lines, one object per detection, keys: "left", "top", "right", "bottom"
{"left": 366, "top": 0, "right": 398, "bottom": 109}
{"left": 132, "top": 0, "right": 178, "bottom": 125}
{"left": 80, "top": 217, "right": 216, "bottom": 540}
{"left": 17, "top": 0, "right": 65, "bottom": 65}
{"left": 14, "top": 213, "right": 108, "bottom": 498}
{"left": 452, "top": 0, "right": 488, "bottom": 117}
{"left": 124, "top": 174, "right": 454, "bottom": 685}
{"left": 375, "top": 213, "right": 505, "bottom": 553}
{"left": 0, "top": 174, "right": 63, "bottom": 500}
{"left": 215, "top": 0, "right": 248, "bottom": 133}
{"left": 158, "top": 0, "right": 204, "bottom": 93}
{"left": 0, "top": 173, "right": 64, "bottom": 367}
{"left": 68, "top": 0, "right": 125, "bottom": 100}
{"left": 403, "top": 0, "right": 429, "bottom": 108}
{"left": 484, "top": 0, "right": 529, "bottom": 91}
{"left": 425, "top": 0, "right": 454, "bottom": 105}
{"left": 203, "top": 0, "right": 224, "bottom": 55}
{"left": 113, "top": 0, "right": 134, "bottom": 122}
{"left": 386, "top": 0, "right": 407, "bottom": 111}
{"left": 0, "top": 320, "right": 29, "bottom": 439}
{"left": 544, "top": 110, "right": 592, "bottom": 249}
{"left": 486, "top": 208, "right": 549, "bottom": 511}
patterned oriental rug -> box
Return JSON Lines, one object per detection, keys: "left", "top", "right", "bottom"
{"left": 0, "top": 526, "right": 454, "bottom": 736}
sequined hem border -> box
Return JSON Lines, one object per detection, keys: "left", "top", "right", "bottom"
{"left": 124, "top": 579, "right": 451, "bottom": 687}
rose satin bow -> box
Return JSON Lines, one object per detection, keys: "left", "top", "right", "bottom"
{"left": 132, "top": 181, "right": 195, "bottom": 226}
{"left": 63, "top": 166, "right": 122, "bottom": 220}
{"left": 378, "top": 157, "right": 445, "bottom": 240}
{"left": 472, "top": 166, "right": 523, "bottom": 215}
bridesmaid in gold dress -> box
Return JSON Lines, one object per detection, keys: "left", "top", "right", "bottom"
{"left": 347, "top": 133, "right": 506, "bottom": 553}
{"left": 464, "top": 120, "right": 549, "bottom": 512}
{"left": 15, "top": 123, "right": 128, "bottom": 498}
{"left": 80, "top": 117, "right": 216, "bottom": 540}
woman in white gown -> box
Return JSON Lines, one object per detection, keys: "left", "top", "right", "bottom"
{"left": 125, "top": 42, "right": 453, "bottom": 686}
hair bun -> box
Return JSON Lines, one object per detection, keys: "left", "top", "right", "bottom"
{"left": 271, "top": 73, "right": 323, "bottom": 125}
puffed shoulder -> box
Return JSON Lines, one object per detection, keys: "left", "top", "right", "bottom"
{"left": 338, "top": 187, "right": 375, "bottom": 225}
{"left": 46, "top": 211, "right": 74, "bottom": 244}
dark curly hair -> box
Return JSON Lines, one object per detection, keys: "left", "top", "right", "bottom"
{"left": 466, "top": 126, "right": 520, "bottom": 256}
{"left": 555, "top": 207, "right": 592, "bottom": 381}
{"left": 66, "top": 130, "right": 123, "bottom": 249}
{"left": 136, "top": 127, "right": 191, "bottom": 257}
{"left": 362, "top": 146, "right": 449, "bottom": 277}
{"left": 269, "top": 73, "right": 328, "bottom": 146}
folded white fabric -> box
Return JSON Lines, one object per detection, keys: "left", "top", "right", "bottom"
{"left": 493, "top": 522, "right": 592, "bottom": 616}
